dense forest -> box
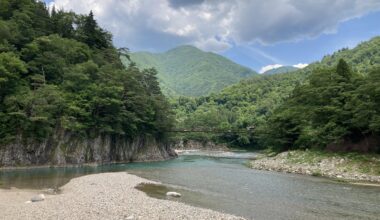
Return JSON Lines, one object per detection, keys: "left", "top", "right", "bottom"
{"left": 262, "top": 60, "right": 380, "bottom": 152}
{"left": 171, "top": 69, "right": 307, "bottom": 146}
{"left": 0, "top": 0, "right": 173, "bottom": 144}
{"left": 173, "top": 37, "right": 380, "bottom": 152}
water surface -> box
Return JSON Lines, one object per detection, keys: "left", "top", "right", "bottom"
{"left": 0, "top": 152, "right": 379, "bottom": 220}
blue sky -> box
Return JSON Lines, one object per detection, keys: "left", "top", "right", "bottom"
{"left": 45, "top": 0, "right": 380, "bottom": 72}
{"left": 223, "top": 10, "right": 380, "bottom": 72}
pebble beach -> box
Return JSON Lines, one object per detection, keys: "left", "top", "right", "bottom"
{"left": 0, "top": 172, "right": 244, "bottom": 220}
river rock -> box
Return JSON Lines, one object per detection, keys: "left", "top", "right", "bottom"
{"left": 166, "top": 192, "right": 181, "bottom": 197}
{"left": 31, "top": 194, "right": 45, "bottom": 202}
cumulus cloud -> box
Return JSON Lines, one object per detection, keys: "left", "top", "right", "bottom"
{"left": 49, "top": 0, "right": 380, "bottom": 52}
{"left": 293, "top": 63, "right": 309, "bottom": 69}
{"left": 259, "top": 64, "right": 283, "bottom": 74}
{"left": 194, "top": 38, "right": 231, "bottom": 52}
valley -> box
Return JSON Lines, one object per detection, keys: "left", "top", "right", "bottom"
{"left": 0, "top": 1, "right": 379, "bottom": 219}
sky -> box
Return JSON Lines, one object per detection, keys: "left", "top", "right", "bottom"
{"left": 45, "top": 0, "right": 380, "bottom": 73}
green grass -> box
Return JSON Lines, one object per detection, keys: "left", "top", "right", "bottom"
{"left": 284, "top": 149, "right": 380, "bottom": 175}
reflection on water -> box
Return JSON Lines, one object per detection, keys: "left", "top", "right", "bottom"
{"left": 1, "top": 152, "right": 380, "bottom": 220}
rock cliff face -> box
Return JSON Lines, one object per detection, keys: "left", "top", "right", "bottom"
{"left": 0, "top": 131, "right": 176, "bottom": 167}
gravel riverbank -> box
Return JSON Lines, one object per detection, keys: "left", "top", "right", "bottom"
{"left": 0, "top": 172, "right": 244, "bottom": 220}
{"left": 250, "top": 150, "right": 380, "bottom": 184}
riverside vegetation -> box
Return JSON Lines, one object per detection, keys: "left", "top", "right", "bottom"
{"left": 250, "top": 150, "right": 380, "bottom": 183}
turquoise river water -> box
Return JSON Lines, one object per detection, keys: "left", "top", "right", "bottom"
{"left": 0, "top": 151, "right": 379, "bottom": 220}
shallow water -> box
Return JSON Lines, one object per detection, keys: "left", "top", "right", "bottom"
{"left": 0, "top": 152, "right": 379, "bottom": 220}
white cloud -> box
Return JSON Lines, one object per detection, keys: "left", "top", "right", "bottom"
{"left": 259, "top": 64, "right": 283, "bottom": 74}
{"left": 230, "top": 0, "right": 380, "bottom": 44}
{"left": 194, "top": 38, "right": 231, "bottom": 52}
{"left": 293, "top": 63, "right": 309, "bottom": 69}
{"left": 49, "top": 0, "right": 380, "bottom": 51}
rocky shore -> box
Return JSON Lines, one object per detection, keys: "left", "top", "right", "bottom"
{"left": 250, "top": 150, "right": 380, "bottom": 184}
{"left": 0, "top": 172, "right": 244, "bottom": 220}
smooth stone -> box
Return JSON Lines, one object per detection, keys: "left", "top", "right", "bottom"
{"left": 166, "top": 191, "right": 181, "bottom": 197}
{"left": 31, "top": 194, "right": 45, "bottom": 202}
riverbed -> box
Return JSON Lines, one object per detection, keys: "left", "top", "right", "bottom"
{"left": 1, "top": 151, "right": 379, "bottom": 220}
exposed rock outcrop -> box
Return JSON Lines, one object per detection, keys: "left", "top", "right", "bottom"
{"left": 0, "top": 131, "right": 176, "bottom": 167}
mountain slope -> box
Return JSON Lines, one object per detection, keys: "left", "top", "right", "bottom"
{"left": 121, "top": 45, "right": 258, "bottom": 97}
{"left": 263, "top": 66, "right": 299, "bottom": 75}
{"left": 319, "top": 36, "right": 380, "bottom": 73}
{"left": 173, "top": 36, "right": 380, "bottom": 148}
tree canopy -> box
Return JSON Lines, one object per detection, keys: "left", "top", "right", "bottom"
{"left": 0, "top": 0, "right": 173, "bottom": 144}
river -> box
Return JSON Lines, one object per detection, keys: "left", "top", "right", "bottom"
{"left": 0, "top": 151, "right": 379, "bottom": 220}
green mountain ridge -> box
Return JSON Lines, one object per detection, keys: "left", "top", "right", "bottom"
{"left": 263, "top": 66, "right": 299, "bottom": 75}
{"left": 121, "top": 45, "right": 258, "bottom": 97}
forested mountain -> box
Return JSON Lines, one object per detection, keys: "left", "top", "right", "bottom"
{"left": 0, "top": 0, "right": 172, "bottom": 145}
{"left": 319, "top": 37, "right": 380, "bottom": 74}
{"left": 121, "top": 45, "right": 258, "bottom": 97}
{"left": 173, "top": 37, "right": 380, "bottom": 152}
{"left": 263, "top": 66, "right": 298, "bottom": 75}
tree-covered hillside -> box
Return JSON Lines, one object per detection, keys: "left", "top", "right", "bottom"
{"left": 121, "top": 45, "right": 258, "bottom": 97}
{"left": 319, "top": 37, "right": 380, "bottom": 74}
{"left": 0, "top": 0, "right": 173, "bottom": 144}
{"left": 263, "top": 66, "right": 299, "bottom": 75}
{"left": 173, "top": 37, "right": 380, "bottom": 152}
{"left": 172, "top": 70, "right": 306, "bottom": 146}
{"left": 261, "top": 59, "right": 380, "bottom": 152}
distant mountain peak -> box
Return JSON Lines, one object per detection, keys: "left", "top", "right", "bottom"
{"left": 166, "top": 45, "right": 205, "bottom": 55}
{"left": 170, "top": 44, "right": 199, "bottom": 50}
{"left": 122, "top": 45, "right": 258, "bottom": 97}
{"left": 263, "top": 66, "right": 299, "bottom": 75}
